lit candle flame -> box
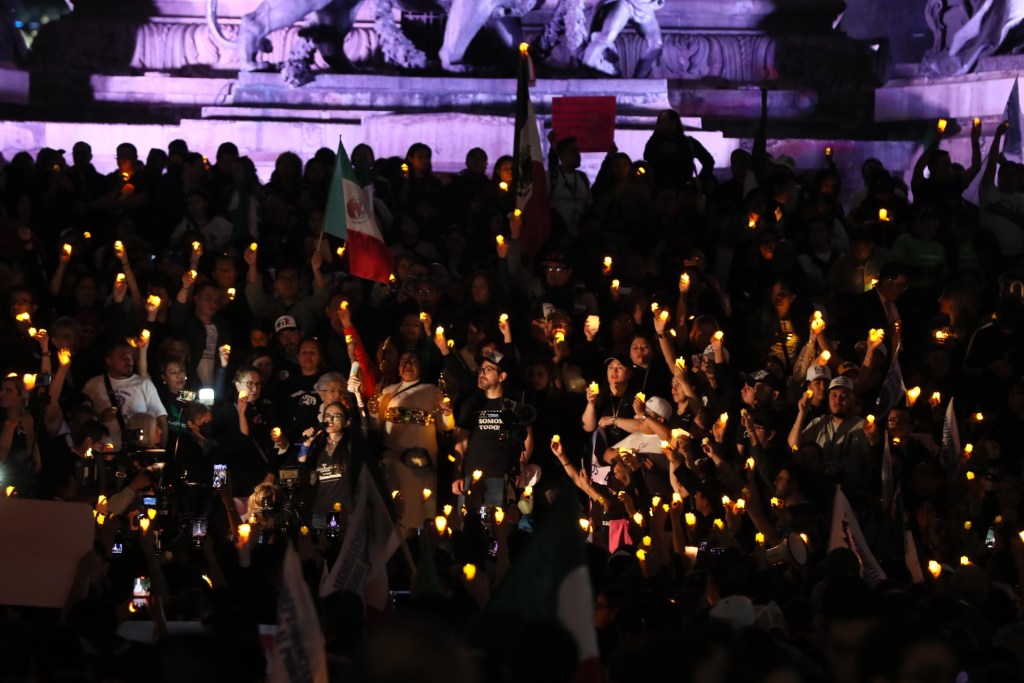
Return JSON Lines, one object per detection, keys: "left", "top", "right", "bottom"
{"left": 472, "top": 470, "right": 483, "bottom": 482}
{"left": 435, "top": 516, "right": 447, "bottom": 533}
{"left": 518, "top": 42, "right": 529, "bottom": 54}
{"left": 928, "top": 560, "right": 941, "bottom": 578}
{"left": 878, "top": 208, "right": 889, "bottom": 222}
{"left": 713, "top": 331, "right": 724, "bottom": 342}
{"left": 685, "top": 512, "right": 696, "bottom": 526}
{"left": 610, "top": 279, "right": 620, "bottom": 293}
{"left": 227, "top": 287, "right": 236, "bottom": 301}
{"left": 422, "top": 488, "right": 432, "bottom": 500}
{"left": 579, "top": 518, "right": 591, "bottom": 531}
{"left": 755, "top": 532, "right": 765, "bottom": 544}
{"left": 116, "top": 273, "right": 126, "bottom": 284}
{"left": 462, "top": 563, "right": 477, "bottom": 580}
{"left": 22, "top": 374, "right": 36, "bottom": 391}
{"left": 498, "top": 181, "right": 508, "bottom": 191}
{"left": 336, "top": 245, "right": 346, "bottom": 257}
{"left": 237, "top": 523, "right": 250, "bottom": 542}
{"left": 906, "top": 386, "right": 921, "bottom": 406}
{"left": 139, "top": 517, "right": 150, "bottom": 533}
{"left": 494, "top": 507, "right": 505, "bottom": 524}
{"left": 636, "top": 392, "right": 646, "bottom": 402}
{"left": 443, "top": 504, "right": 453, "bottom": 516}
{"left": 633, "top": 511, "right": 644, "bottom": 525}
{"left": 496, "top": 234, "right": 505, "bottom": 247}
{"left": 551, "top": 434, "right": 560, "bottom": 443}
{"left": 817, "top": 350, "right": 831, "bottom": 366}
{"left": 63, "top": 243, "right": 72, "bottom": 255}
{"left": 936, "top": 118, "right": 947, "bottom": 133}
{"left": 588, "top": 382, "right": 599, "bottom": 395}
{"left": 719, "top": 412, "right": 729, "bottom": 426}
{"left": 713, "top": 519, "right": 724, "bottom": 530}
{"left": 249, "top": 242, "right": 258, "bottom": 251}
{"left": 147, "top": 294, "right": 161, "bottom": 308}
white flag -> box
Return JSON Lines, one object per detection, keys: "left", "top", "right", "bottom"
{"left": 964, "top": 77, "right": 1022, "bottom": 204}
{"left": 938, "top": 398, "right": 961, "bottom": 477}
{"left": 828, "top": 485, "right": 887, "bottom": 585}
{"left": 268, "top": 545, "right": 328, "bottom": 683}
{"left": 904, "top": 529, "right": 925, "bottom": 584}
{"left": 319, "top": 467, "right": 400, "bottom": 610}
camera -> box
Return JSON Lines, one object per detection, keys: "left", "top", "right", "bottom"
{"left": 278, "top": 466, "right": 301, "bottom": 490}
{"left": 212, "top": 464, "right": 227, "bottom": 489}
{"left": 177, "top": 389, "right": 197, "bottom": 403}
{"left": 192, "top": 518, "right": 207, "bottom": 548}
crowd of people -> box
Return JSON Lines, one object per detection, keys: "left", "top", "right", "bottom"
{"left": 1, "top": 108, "right": 1024, "bottom": 683}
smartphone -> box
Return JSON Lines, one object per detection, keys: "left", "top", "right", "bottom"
{"left": 986, "top": 527, "right": 996, "bottom": 549}
{"left": 192, "top": 518, "right": 207, "bottom": 548}
{"left": 326, "top": 512, "right": 341, "bottom": 539}
{"left": 311, "top": 513, "right": 326, "bottom": 531}
{"left": 112, "top": 542, "right": 124, "bottom": 555}
{"left": 132, "top": 576, "right": 151, "bottom": 610}
{"left": 212, "top": 464, "right": 227, "bottom": 489}
{"left": 142, "top": 495, "right": 157, "bottom": 508}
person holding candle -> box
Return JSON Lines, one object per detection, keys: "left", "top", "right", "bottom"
{"left": 0, "top": 375, "right": 40, "bottom": 497}
{"left": 170, "top": 280, "right": 232, "bottom": 392}
{"left": 789, "top": 376, "right": 870, "bottom": 492}
{"left": 211, "top": 365, "right": 279, "bottom": 500}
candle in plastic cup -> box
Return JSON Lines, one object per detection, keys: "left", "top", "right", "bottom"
{"left": 551, "top": 434, "right": 560, "bottom": 444}
{"left": 227, "top": 287, "right": 236, "bottom": 301}
{"left": 680, "top": 272, "right": 690, "bottom": 288}
{"left": 139, "top": 517, "right": 150, "bottom": 533}
{"left": 336, "top": 245, "right": 346, "bottom": 257}
{"left": 817, "top": 350, "right": 831, "bottom": 365}
{"left": 632, "top": 511, "right": 643, "bottom": 525}
{"left": 928, "top": 560, "right": 941, "bottom": 578}
{"left": 471, "top": 470, "right": 483, "bottom": 482}
{"left": 22, "top": 374, "right": 36, "bottom": 391}
{"left": 147, "top": 507, "right": 157, "bottom": 520}
{"left": 685, "top": 512, "right": 696, "bottom": 525}
{"left": 443, "top": 504, "right": 453, "bottom": 516}
{"left": 636, "top": 392, "right": 646, "bottom": 402}
{"left": 15, "top": 312, "right": 30, "bottom": 322}
{"left": 974, "top": 412, "right": 984, "bottom": 422}
{"left": 116, "top": 273, "right": 126, "bottom": 284}
{"left": 713, "top": 331, "right": 724, "bottom": 342}
{"left": 498, "top": 181, "right": 508, "bottom": 191}
{"left": 713, "top": 518, "right": 724, "bottom": 530}
{"left": 966, "top": 471, "right": 975, "bottom": 481}
{"left": 496, "top": 235, "right": 505, "bottom": 247}
{"left": 435, "top": 326, "right": 445, "bottom": 338}
{"left": 673, "top": 492, "right": 683, "bottom": 504}
{"left": 513, "top": 208, "right": 521, "bottom": 217}
{"left": 493, "top": 507, "right": 505, "bottom": 524}
{"left": 866, "top": 414, "right": 875, "bottom": 425}
{"left": 651, "top": 495, "right": 661, "bottom": 508}
{"left": 249, "top": 242, "right": 258, "bottom": 251}
{"left": 422, "top": 488, "right": 432, "bottom": 500}
{"left": 141, "top": 329, "right": 150, "bottom": 342}
{"left": 271, "top": 427, "right": 282, "bottom": 440}
{"left": 964, "top": 443, "right": 973, "bottom": 456}
{"left": 237, "top": 523, "right": 250, "bottom": 542}
{"left": 610, "top": 279, "right": 620, "bottom": 293}
{"left": 462, "top": 563, "right": 477, "bottom": 580}
{"left": 878, "top": 208, "right": 889, "bottom": 222}
{"left": 936, "top": 118, "right": 947, "bottom": 133}
{"left": 435, "top": 516, "right": 447, "bottom": 534}
{"left": 588, "top": 382, "right": 599, "bottom": 395}
{"left": 602, "top": 256, "right": 612, "bottom": 273}
{"left": 147, "top": 295, "right": 161, "bottom": 308}
{"left": 719, "top": 412, "right": 729, "bottom": 426}
{"left": 238, "top": 389, "right": 247, "bottom": 400}
{"left": 28, "top": 327, "right": 36, "bottom": 337}
{"left": 579, "top": 518, "right": 590, "bottom": 531}
{"left": 63, "top": 243, "right": 72, "bottom": 255}
{"left": 906, "top": 386, "right": 921, "bottom": 406}
{"left": 586, "top": 315, "right": 600, "bottom": 332}
{"left": 755, "top": 532, "right": 765, "bottom": 544}
{"left": 191, "top": 241, "right": 201, "bottom": 252}
{"left": 114, "top": 240, "right": 124, "bottom": 252}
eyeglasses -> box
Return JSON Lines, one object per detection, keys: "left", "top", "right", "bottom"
{"left": 324, "top": 413, "right": 346, "bottom": 422}
{"left": 238, "top": 381, "right": 261, "bottom": 388}
{"left": 545, "top": 266, "right": 567, "bottom": 273}
{"left": 478, "top": 366, "right": 499, "bottom": 375}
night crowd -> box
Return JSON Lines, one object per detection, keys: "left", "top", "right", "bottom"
{"left": 1, "top": 109, "right": 1024, "bottom": 683}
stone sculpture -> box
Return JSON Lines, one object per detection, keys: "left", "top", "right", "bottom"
{"left": 923, "top": 0, "right": 1024, "bottom": 75}
{"left": 582, "top": 0, "right": 665, "bottom": 77}
{"left": 205, "top": 0, "right": 425, "bottom": 72}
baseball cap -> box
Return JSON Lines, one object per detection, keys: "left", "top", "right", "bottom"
{"left": 644, "top": 397, "right": 673, "bottom": 421}
{"left": 828, "top": 376, "right": 855, "bottom": 392}
{"left": 743, "top": 369, "right": 783, "bottom": 393}
{"left": 541, "top": 250, "right": 569, "bottom": 267}
{"left": 274, "top": 315, "right": 298, "bottom": 334}
{"left": 477, "top": 348, "right": 508, "bottom": 372}
{"left": 604, "top": 354, "right": 632, "bottom": 369}
{"left": 806, "top": 365, "right": 832, "bottom": 382}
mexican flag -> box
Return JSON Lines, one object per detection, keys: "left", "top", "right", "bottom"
{"left": 512, "top": 47, "right": 552, "bottom": 258}
{"left": 324, "top": 139, "right": 393, "bottom": 283}
{"left": 489, "top": 490, "right": 602, "bottom": 683}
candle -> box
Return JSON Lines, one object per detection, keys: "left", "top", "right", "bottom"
{"left": 494, "top": 507, "right": 505, "bottom": 524}
{"left": 496, "top": 235, "right": 505, "bottom": 247}
{"left": 770, "top": 497, "right": 781, "bottom": 508}
{"left": 755, "top": 532, "right": 765, "bottom": 544}
{"left": 63, "top": 243, "right": 72, "bottom": 256}
{"left": 960, "top": 555, "right": 970, "bottom": 566}
{"left": 713, "top": 518, "right": 724, "bottom": 530}
{"left": 659, "top": 440, "right": 670, "bottom": 450}
{"left": 83, "top": 231, "right": 92, "bottom": 240}
{"left": 588, "top": 382, "right": 599, "bottom": 395}
{"left": 866, "top": 414, "right": 875, "bottom": 425}
{"left": 651, "top": 495, "right": 661, "bottom": 508}
{"left": 674, "top": 357, "right": 686, "bottom": 372}
{"left": 610, "top": 279, "right": 620, "bottom": 294}
{"left": 15, "top": 312, "right": 30, "bottom": 322}
{"left": 58, "top": 348, "right": 71, "bottom": 365}
{"left": 237, "top": 523, "right": 250, "bottom": 542}
{"left": 96, "top": 513, "right": 105, "bottom": 525}
{"left": 524, "top": 485, "right": 533, "bottom": 497}
{"left": 964, "top": 443, "right": 973, "bottom": 456}
{"left": 140, "top": 329, "right": 150, "bottom": 344}
{"left": 602, "top": 256, "right": 612, "bottom": 274}
{"left": 391, "top": 490, "right": 400, "bottom": 499}
{"left": 579, "top": 518, "right": 591, "bottom": 531}
{"left": 671, "top": 428, "right": 685, "bottom": 440}
{"left": 719, "top": 412, "right": 729, "bottom": 426}
{"left": 435, "top": 326, "right": 445, "bottom": 338}
{"left": 518, "top": 41, "right": 529, "bottom": 54}
{"left": 673, "top": 492, "right": 683, "bottom": 505}
{"left": 499, "top": 313, "right": 509, "bottom": 325}
{"left": 472, "top": 470, "right": 483, "bottom": 482}
{"left": 227, "top": 287, "right": 236, "bottom": 301}
{"left": 422, "top": 488, "right": 432, "bottom": 500}
{"left": 735, "top": 498, "right": 746, "bottom": 510}
{"left": 116, "top": 273, "right": 126, "bottom": 284}
{"left": 114, "top": 240, "right": 124, "bottom": 252}
{"left": 927, "top": 560, "right": 941, "bottom": 578}
{"left": 635, "top": 548, "right": 647, "bottom": 562}
{"left": 936, "top": 118, "right": 947, "bottom": 133}
{"left": 906, "top": 386, "right": 921, "bottom": 406}
{"left": 140, "top": 517, "right": 150, "bottom": 533}
{"left": 189, "top": 269, "right": 197, "bottom": 280}
{"left": 22, "top": 374, "right": 36, "bottom": 391}
{"left": 929, "top": 391, "right": 941, "bottom": 407}
{"left": 498, "top": 181, "right": 508, "bottom": 191}
{"left": 713, "top": 331, "right": 724, "bottom": 342}
{"left": 632, "top": 511, "right": 644, "bottom": 526}
{"left": 419, "top": 312, "right": 427, "bottom": 322}
{"left": 462, "top": 563, "right": 477, "bottom": 580}
{"left": 685, "top": 512, "right": 696, "bottom": 526}
{"left": 869, "top": 328, "right": 884, "bottom": 343}
{"left": 878, "top": 208, "right": 889, "bottom": 222}
{"left": 553, "top": 330, "right": 565, "bottom": 343}
{"left": 817, "top": 350, "right": 831, "bottom": 365}
{"left": 147, "top": 294, "right": 161, "bottom": 308}
{"left": 443, "top": 504, "right": 453, "bottom": 516}
{"left": 191, "top": 241, "right": 201, "bottom": 253}
{"left": 552, "top": 434, "right": 560, "bottom": 443}
{"left": 238, "top": 389, "right": 247, "bottom": 400}
{"left": 966, "top": 470, "right": 975, "bottom": 481}
{"left": 974, "top": 412, "right": 984, "bottom": 422}
{"left": 435, "top": 516, "right": 447, "bottom": 533}
{"left": 249, "top": 242, "right": 258, "bottom": 252}
{"left": 586, "top": 315, "right": 600, "bottom": 332}
{"left": 389, "top": 273, "right": 396, "bottom": 284}
{"left": 811, "top": 310, "right": 825, "bottom": 333}
{"left": 973, "top": 117, "right": 981, "bottom": 126}
{"left": 513, "top": 208, "right": 522, "bottom": 217}
{"left": 636, "top": 392, "right": 646, "bottom": 402}
{"left": 826, "top": 146, "right": 833, "bottom": 156}
{"left": 680, "top": 272, "right": 690, "bottom": 289}
{"left": 147, "top": 507, "right": 157, "bottom": 520}
{"left": 271, "top": 427, "right": 282, "bottom": 441}
{"left": 401, "top": 163, "right": 409, "bottom": 175}
{"left": 336, "top": 245, "right": 347, "bottom": 257}
{"left": 934, "top": 329, "right": 948, "bottom": 342}
{"left": 748, "top": 214, "right": 757, "bottom": 229}
{"left": 964, "top": 521, "right": 972, "bottom": 530}
{"left": 746, "top": 457, "right": 755, "bottom": 470}
{"left": 27, "top": 327, "right": 36, "bottom": 337}
{"left": 721, "top": 495, "right": 731, "bottom": 506}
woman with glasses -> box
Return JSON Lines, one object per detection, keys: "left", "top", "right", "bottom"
{"left": 211, "top": 365, "right": 279, "bottom": 501}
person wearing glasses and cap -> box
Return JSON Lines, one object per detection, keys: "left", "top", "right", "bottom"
{"left": 451, "top": 349, "right": 532, "bottom": 506}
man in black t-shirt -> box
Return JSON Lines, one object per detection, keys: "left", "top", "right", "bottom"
{"left": 451, "top": 350, "right": 533, "bottom": 506}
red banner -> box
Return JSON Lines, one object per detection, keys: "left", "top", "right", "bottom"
{"left": 551, "top": 96, "right": 617, "bottom": 153}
